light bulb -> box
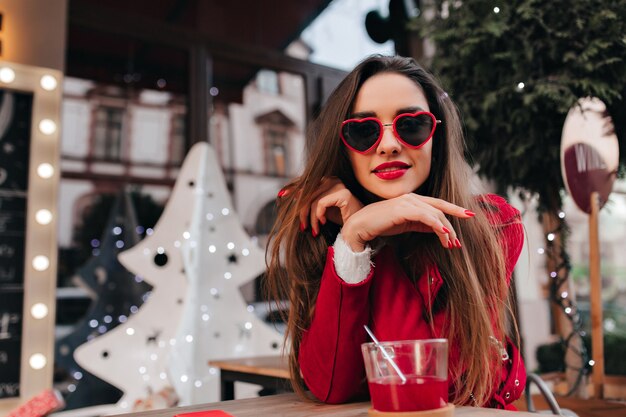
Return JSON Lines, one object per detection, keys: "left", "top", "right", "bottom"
{"left": 31, "top": 303, "right": 49, "bottom": 319}
{"left": 40, "top": 75, "right": 58, "bottom": 91}
{"left": 29, "top": 354, "right": 47, "bottom": 370}
{"left": 0, "top": 68, "right": 16, "bottom": 83}
{"left": 32, "top": 255, "right": 50, "bottom": 271}
{"left": 37, "top": 163, "right": 54, "bottom": 179}
{"left": 36, "top": 209, "right": 53, "bottom": 225}
{"left": 39, "top": 119, "right": 57, "bottom": 135}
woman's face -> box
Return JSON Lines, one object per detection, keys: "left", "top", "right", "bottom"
{"left": 347, "top": 72, "right": 433, "bottom": 200}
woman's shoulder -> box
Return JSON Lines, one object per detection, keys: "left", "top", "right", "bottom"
{"left": 475, "top": 194, "right": 521, "bottom": 226}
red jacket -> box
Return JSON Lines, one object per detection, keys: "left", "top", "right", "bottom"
{"left": 298, "top": 194, "right": 525, "bottom": 410}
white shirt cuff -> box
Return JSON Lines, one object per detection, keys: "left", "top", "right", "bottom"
{"left": 332, "top": 232, "right": 373, "bottom": 284}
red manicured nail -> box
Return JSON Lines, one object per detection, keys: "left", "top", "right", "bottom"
{"left": 455, "top": 238, "right": 462, "bottom": 248}
{"left": 464, "top": 210, "right": 475, "bottom": 217}
{"left": 442, "top": 226, "right": 450, "bottom": 234}
{"left": 277, "top": 189, "right": 287, "bottom": 198}
{"left": 312, "top": 229, "right": 318, "bottom": 238}
{"left": 447, "top": 240, "right": 453, "bottom": 249}
{"left": 299, "top": 222, "right": 305, "bottom": 232}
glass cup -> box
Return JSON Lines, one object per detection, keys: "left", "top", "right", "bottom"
{"left": 361, "top": 339, "right": 449, "bottom": 413}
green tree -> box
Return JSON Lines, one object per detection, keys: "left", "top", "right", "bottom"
{"left": 418, "top": 0, "right": 626, "bottom": 210}
{"left": 416, "top": 0, "right": 626, "bottom": 394}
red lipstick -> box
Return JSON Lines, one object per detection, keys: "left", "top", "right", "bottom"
{"left": 372, "top": 161, "right": 410, "bottom": 180}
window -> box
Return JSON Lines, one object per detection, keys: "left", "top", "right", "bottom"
{"left": 266, "top": 128, "right": 288, "bottom": 176}
{"left": 92, "top": 106, "right": 124, "bottom": 161}
{"left": 170, "top": 113, "right": 186, "bottom": 164}
{"left": 256, "top": 110, "right": 294, "bottom": 177}
{"left": 256, "top": 70, "right": 279, "bottom": 95}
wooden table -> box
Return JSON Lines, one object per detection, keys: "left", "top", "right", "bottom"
{"left": 208, "top": 356, "right": 291, "bottom": 401}
{"left": 116, "top": 393, "right": 537, "bottom": 416}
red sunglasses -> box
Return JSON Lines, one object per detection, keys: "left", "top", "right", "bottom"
{"left": 340, "top": 111, "right": 441, "bottom": 154}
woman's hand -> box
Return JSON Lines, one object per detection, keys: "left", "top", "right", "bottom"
{"left": 295, "top": 177, "right": 364, "bottom": 237}
{"left": 340, "top": 194, "right": 474, "bottom": 252}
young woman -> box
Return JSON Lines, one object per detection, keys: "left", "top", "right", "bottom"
{"left": 265, "top": 55, "right": 525, "bottom": 410}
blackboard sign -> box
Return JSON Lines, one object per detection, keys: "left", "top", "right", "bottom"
{"left": 0, "top": 87, "right": 33, "bottom": 399}
{"left": 0, "top": 290, "right": 23, "bottom": 398}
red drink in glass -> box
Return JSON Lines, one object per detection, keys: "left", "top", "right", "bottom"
{"left": 368, "top": 375, "right": 448, "bottom": 412}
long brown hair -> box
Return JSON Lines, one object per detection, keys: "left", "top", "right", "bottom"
{"left": 265, "top": 55, "right": 517, "bottom": 406}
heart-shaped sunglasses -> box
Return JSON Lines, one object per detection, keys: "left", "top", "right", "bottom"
{"left": 340, "top": 111, "right": 442, "bottom": 154}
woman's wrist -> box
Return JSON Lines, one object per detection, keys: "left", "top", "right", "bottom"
{"left": 341, "top": 220, "right": 366, "bottom": 252}
{"left": 333, "top": 233, "right": 373, "bottom": 283}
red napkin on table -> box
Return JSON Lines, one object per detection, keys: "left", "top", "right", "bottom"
{"left": 6, "top": 389, "right": 65, "bottom": 417}
{"left": 174, "top": 411, "right": 234, "bottom": 417}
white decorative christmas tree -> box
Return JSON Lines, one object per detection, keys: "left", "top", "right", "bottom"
{"left": 169, "top": 143, "right": 283, "bottom": 405}
{"left": 72, "top": 146, "right": 203, "bottom": 412}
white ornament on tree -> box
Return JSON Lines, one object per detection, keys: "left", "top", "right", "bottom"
{"left": 169, "top": 143, "right": 283, "bottom": 405}
{"left": 72, "top": 147, "right": 206, "bottom": 412}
